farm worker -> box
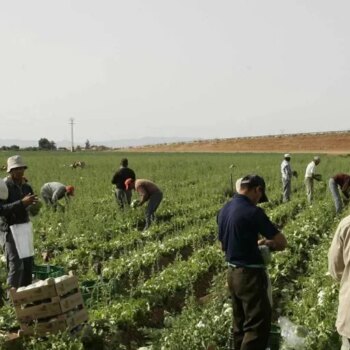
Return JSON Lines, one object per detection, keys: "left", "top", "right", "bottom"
{"left": 125, "top": 178, "right": 163, "bottom": 231}
{"left": 328, "top": 174, "right": 350, "bottom": 214}
{"left": 0, "top": 155, "right": 38, "bottom": 288}
{"left": 280, "top": 154, "right": 297, "bottom": 202}
{"left": 217, "top": 174, "right": 287, "bottom": 350}
{"left": 40, "top": 182, "right": 74, "bottom": 209}
{"left": 328, "top": 215, "right": 350, "bottom": 349}
{"left": 304, "top": 156, "right": 321, "bottom": 203}
{"left": 235, "top": 176, "right": 274, "bottom": 304}
{"left": 111, "top": 158, "right": 136, "bottom": 209}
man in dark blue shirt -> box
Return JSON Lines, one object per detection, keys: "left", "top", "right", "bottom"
{"left": 218, "top": 174, "right": 287, "bottom": 350}
{"left": 111, "top": 158, "right": 136, "bottom": 209}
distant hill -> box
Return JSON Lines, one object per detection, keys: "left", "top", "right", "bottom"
{"left": 126, "top": 131, "right": 350, "bottom": 154}
{"left": 1, "top": 131, "right": 349, "bottom": 153}
{"left": 91, "top": 137, "right": 196, "bottom": 148}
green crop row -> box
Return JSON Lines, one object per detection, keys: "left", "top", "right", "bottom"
{"left": 0, "top": 151, "right": 347, "bottom": 350}
{"left": 101, "top": 223, "right": 216, "bottom": 289}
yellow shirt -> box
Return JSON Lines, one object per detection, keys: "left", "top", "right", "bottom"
{"left": 328, "top": 215, "right": 350, "bottom": 338}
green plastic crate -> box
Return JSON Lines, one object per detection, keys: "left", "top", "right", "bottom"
{"left": 33, "top": 264, "right": 65, "bottom": 280}
{"left": 80, "top": 280, "right": 105, "bottom": 307}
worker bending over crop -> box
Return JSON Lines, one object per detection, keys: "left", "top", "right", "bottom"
{"left": 329, "top": 173, "right": 350, "bottom": 214}
{"left": 125, "top": 178, "right": 163, "bottom": 231}
{"left": 40, "top": 182, "right": 74, "bottom": 210}
{"left": 218, "top": 174, "right": 287, "bottom": 350}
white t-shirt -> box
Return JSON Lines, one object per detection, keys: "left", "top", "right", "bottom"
{"left": 281, "top": 160, "right": 292, "bottom": 180}
{"left": 305, "top": 161, "right": 316, "bottom": 178}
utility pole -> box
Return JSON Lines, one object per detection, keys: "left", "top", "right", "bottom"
{"left": 69, "top": 118, "right": 75, "bottom": 152}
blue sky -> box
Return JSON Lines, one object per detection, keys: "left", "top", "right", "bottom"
{"left": 1, "top": 0, "right": 349, "bottom": 143}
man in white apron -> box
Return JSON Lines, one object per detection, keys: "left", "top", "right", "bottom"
{"left": 0, "top": 155, "right": 38, "bottom": 288}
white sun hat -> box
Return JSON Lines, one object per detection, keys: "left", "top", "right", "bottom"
{"left": 7, "top": 155, "right": 27, "bottom": 173}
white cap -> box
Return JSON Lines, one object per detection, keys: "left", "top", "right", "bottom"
{"left": 7, "top": 155, "right": 27, "bottom": 173}
{"left": 314, "top": 156, "right": 320, "bottom": 161}
{"left": 235, "top": 178, "right": 243, "bottom": 192}
{"left": 0, "top": 178, "right": 8, "bottom": 200}
{"left": 284, "top": 153, "right": 291, "bottom": 158}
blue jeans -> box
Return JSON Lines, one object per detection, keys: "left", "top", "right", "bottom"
{"left": 144, "top": 191, "right": 163, "bottom": 230}
{"left": 329, "top": 178, "right": 343, "bottom": 214}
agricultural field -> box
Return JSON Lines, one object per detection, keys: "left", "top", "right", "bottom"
{"left": 0, "top": 151, "right": 348, "bottom": 349}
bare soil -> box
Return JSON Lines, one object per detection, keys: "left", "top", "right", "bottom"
{"left": 127, "top": 131, "right": 350, "bottom": 154}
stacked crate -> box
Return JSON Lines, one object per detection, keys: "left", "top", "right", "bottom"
{"left": 10, "top": 273, "right": 88, "bottom": 336}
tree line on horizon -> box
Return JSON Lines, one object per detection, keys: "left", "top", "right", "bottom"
{"left": 0, "top": 138, "right": 114, "bottom": 152}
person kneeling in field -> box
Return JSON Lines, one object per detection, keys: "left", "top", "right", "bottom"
{"left": 125, "top": 178, "right": 163, "bottom": 231}
{"left": 218, "top": 174, "right": 287, "bottom": 350}
{"left": 40, "top": 182, "right": 74, "bottom": 210}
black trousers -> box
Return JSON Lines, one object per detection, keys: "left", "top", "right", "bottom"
{"left": 5, "top": 232, "right": 33, "bottom": 288}
{"left": 227, "top": 266, "right": 271, "bottom": 350}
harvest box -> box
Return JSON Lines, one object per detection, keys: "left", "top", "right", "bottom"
{"left": 10, "top": 273, "right": 88, "bottom": 336}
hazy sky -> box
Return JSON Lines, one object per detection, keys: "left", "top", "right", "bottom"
{"left": 1, "top": 1, "right": 349, "bottom": 143}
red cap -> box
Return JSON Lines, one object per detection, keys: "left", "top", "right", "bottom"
{"left": 66, "top": 185, "right": 75, "bottom": 196}
{"left": 125, "top": 178, "right": 134, "bottom": 190}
